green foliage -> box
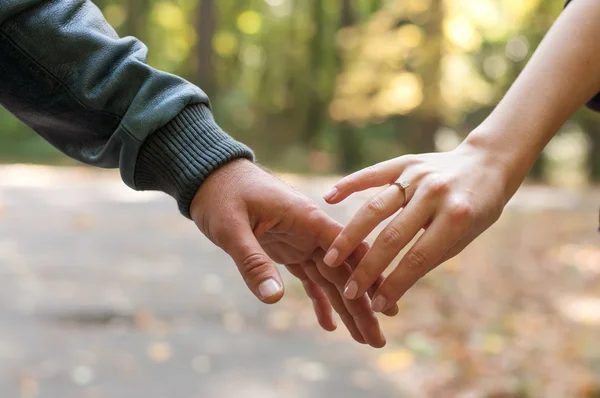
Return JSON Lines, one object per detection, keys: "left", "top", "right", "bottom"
{"left": 0, "top": 0, "right": 597, "bottom": 181}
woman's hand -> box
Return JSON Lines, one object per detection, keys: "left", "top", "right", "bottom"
{"left": 322, "top": 142, "right": 514, "bottom": 313}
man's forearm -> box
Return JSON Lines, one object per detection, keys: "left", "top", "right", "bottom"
{"left": 0, "top": 0, "right": 253, "bottom": 217}
{"left": 466, "top": 0, "right": 600, "bottom": 193}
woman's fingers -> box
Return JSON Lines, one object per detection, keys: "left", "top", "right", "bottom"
{"left": 367, "top": 275, "right": 400, "bottom": 317}
{"left": 343, "top": 193, "right": 434, "bottom": 302}
{"left": 323, "top": 184, "right": 406, "bottom": 268}
{"left": 323, "top": 157, "right": 414, "bottom": 204}
{"left": 313, "top": 217, "right": 398, "bottom": 318}
{"left": 285, "top": 264, "right": 336, "bottom": 331}
{"left": 371, "top": 205, "right": 473, "bottom": 313}
{"left": 344, "top": 237, "right": 400, "bottom": 317}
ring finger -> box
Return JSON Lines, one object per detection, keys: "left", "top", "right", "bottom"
{"left": 372, "top": 212, "right": 470, "bottom": 312}
{"left": 324, "top": 183, "right": 408, "bottom": 268}
{"left": 344, "top": 188, "right": 435, "bottom": 303}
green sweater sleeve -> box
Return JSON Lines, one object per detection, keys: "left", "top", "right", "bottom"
{"left": 0, "top": 0, "right": 253, "bottom": 218}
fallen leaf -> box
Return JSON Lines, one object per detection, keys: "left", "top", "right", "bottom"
{"left": 377, "top": 349, "right": 414, "bottom": 372}
{"left": 146, "top": 342, "right": 172, "bottom": 363}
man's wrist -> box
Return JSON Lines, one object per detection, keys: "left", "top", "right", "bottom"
{"left": 190, "top": 158, "right": 255, "bottom": 220}
{"left": 134, "top": 104, "right": 254, "bottom": 218}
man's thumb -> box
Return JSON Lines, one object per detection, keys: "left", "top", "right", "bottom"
{"left": 221, "top": 225, "right": 284, "bottom": 304}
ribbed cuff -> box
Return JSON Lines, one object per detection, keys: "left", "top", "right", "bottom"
{"left": 134, "top": 103, "right": 254, "bottom": 218}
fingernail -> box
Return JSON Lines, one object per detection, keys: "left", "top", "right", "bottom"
{"left": 258, "top": 279, "right": 282, "bottom": 299}
{"left": 323, "top": 187, "right": 338, "bottom": 201}
{"left": 344, "top": 280, "right": 359, "bottom": 299}
{"left": 323, "top": 248, "right": 339, "bottom": 267}
{"left": 371, "top": 296, "right": 387, "bottom": 312}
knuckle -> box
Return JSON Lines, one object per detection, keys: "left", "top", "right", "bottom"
{"left": 240, "top": 253, "right": 270, "bottom": 276}
{"left": 405, "top": 250, "right": 429, "bottom": 273}
{"left": 447, "top": 199, "right": 474, "bottom": 224}
{"left": 397, "top": 154, "right": 418, "bottom": 168}
{"left": 380, "top": 226, "right": 403, "bottom": 247}
{"left": 302, "top": 201, "right": 324, "bottom": 218}
{"left": 364, "top": 196, "right": 386, "bottom": 217}
{"left": 402, "top": 154, "right": 417, "bottom": 163}
{"left": 424, "top": 176, "right": 450, "bottom": 197}
{"left": 303, "top": 203, "right": 330, "bottom": 225}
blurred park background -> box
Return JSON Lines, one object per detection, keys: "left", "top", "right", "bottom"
{"left": 0, "top": 0, "right": 599, "bottom": 397}
{"left": 1, "top": 0, "right": 600, "bottom": 181}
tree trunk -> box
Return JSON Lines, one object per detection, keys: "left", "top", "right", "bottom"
{"left": 370, "top": 0, "right": 383, "bottom": 13}
{"left": 589, "top": 129, "right": 600, "bottom": 181}
{"left": 527, "top": 157, "right": 545, "bottom": 181}
{"left": 581, "top": 115, "right": 600, "bottom": 181}
{"left": 123, "top": 0, "right": 149, "bottom": 40}
{"left": 337, "top": 0, "right": 362, "bottom": 172}
{"left": 304, "top": 0, "right": 325, "bottom": 148}
{"left": 412, "top": 0, "right": 444, "bottom": 153}
{"left": 93, "top": 0, "right": 109, "bottom": 11}
{"left": 196, "top": 0, "right": 217, "bottom": 97}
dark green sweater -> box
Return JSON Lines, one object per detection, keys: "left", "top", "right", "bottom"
{"left": 0, "top": 0, "right": 254, "bottom": 218}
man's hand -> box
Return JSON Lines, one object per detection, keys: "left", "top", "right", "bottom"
{"left": 190, "top": 159, "right": 396, "bottom": 348}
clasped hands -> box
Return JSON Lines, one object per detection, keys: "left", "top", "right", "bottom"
{"left": 191, "top": 141, "right": 508, "bottom": 348}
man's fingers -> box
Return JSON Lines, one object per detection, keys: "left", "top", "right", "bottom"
{"left": 286, "top": 264, "right": 337, "bottom": 331}
{"left": 220, "top": 223, "right": 284, "bottom": 304}
{"left": 324, "top": 185, "right": 405, "bottom": 268}
{"left": 303, "top": 279, "right": 337, "bottom": 331}
{"left": 301, "top": 262, "right": 367, "bottom": 345}
{"left": 313, "top": 251, "right": 386, "bottom": 348}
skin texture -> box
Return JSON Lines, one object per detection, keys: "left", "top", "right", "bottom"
{"left": 190, "top": 159, "right": 398, "bottom": 348}
{"left": 323, "top": 0, "right": 600, "bottom": 313}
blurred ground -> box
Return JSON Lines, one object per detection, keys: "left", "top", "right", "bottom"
{"left": 0, "top": 166, "right": 598, "bottom": 398}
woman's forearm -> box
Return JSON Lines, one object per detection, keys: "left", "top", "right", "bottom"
{"left": 323, "top": 1, "right": 600, "bottom": 315}
{"left": 465, "top": 0, "right": 600, "bottom": 194}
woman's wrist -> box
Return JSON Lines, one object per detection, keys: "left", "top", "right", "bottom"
{"left": 461, "top": 124, "right": 534, "bottom": 203}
